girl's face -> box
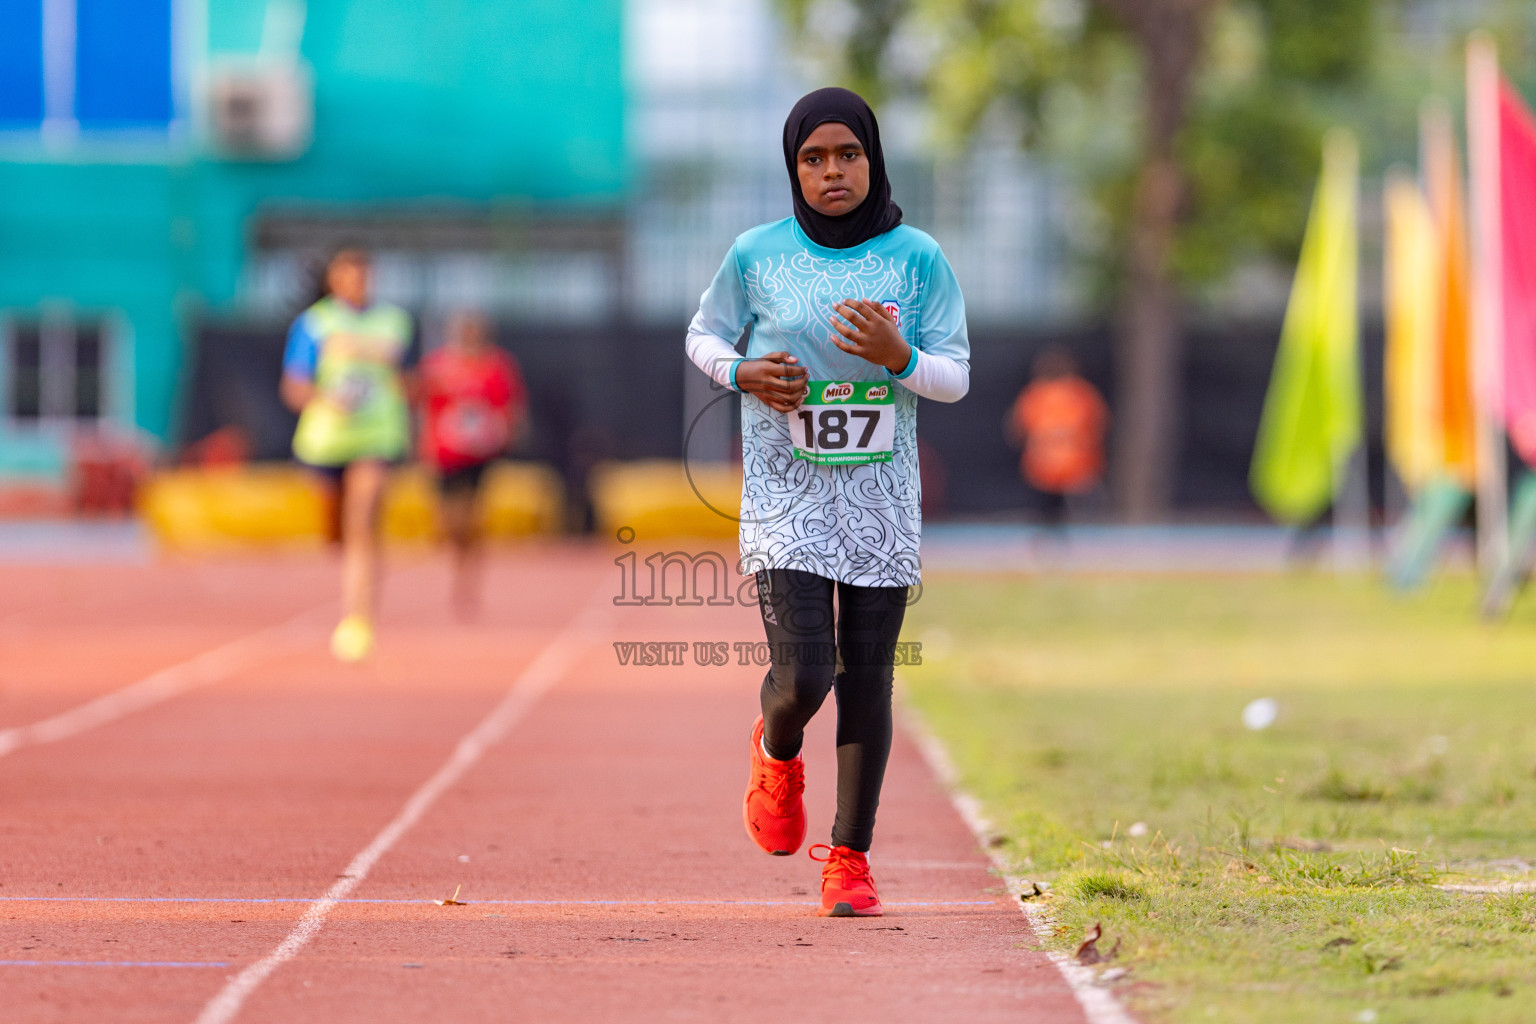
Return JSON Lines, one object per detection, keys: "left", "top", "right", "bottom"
{"left": 448, "top": 313, "right": 490, "bottom": 353}
{"left": 796, "top": 122, "right": 869, "bottom": 217}
{"left": 327, "top": 251, "right": 372, "bottom": 308}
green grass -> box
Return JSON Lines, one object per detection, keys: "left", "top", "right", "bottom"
{"left": 900, "top": 571, "right": 1536, "bottom": 1024}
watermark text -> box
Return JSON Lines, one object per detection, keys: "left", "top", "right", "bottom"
{"left": 613, "top": 640, "right": 923, "bottom": 667}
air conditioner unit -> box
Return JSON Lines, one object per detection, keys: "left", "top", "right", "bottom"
{"left": 207, "top": 58, "right": 313, "bottom": 160}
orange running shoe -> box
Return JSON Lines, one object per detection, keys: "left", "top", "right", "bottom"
{"left": 810, "top": 844, "right": 882, "bottom": 917}
{"left": 743, "top": 716, "right": 806, "bottom": 856}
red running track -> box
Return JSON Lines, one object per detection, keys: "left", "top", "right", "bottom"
{"left": 0, "top": 546, "right": 1099, "bottom": 1023}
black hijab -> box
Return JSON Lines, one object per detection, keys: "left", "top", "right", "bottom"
{"left": 782, "top": 87, "right": 903, "bottom": 250}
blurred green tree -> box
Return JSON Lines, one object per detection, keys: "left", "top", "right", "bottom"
{"left": 780, "top": 0, "right": 1377, "bottom": 518}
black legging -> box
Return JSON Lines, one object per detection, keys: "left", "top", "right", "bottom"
{"left": 755, "top": 568, "right": 908, "bottom": 852}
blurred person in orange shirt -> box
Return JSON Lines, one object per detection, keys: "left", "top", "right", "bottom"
{"left": 1007, "top": 346, "right": 1108, "bottom": 526}
{"left": 417, "top": 312, "right": 527, "bottom": 617}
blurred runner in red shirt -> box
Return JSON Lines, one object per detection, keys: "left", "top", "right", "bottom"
{"left": 1008, "top": 347, "right": 1107, "bottom": 527}
{"left": 418, "top": 312, "right": 526, "bottom": 616}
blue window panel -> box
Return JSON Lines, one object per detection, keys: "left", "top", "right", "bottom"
{"left": 76, "top": 0, "right": 174, "bottom": 129}
{"left": 0, "top": 0, "right": 45, "bottom": 127}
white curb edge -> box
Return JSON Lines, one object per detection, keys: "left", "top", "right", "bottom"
{"left": 901, "top": 708, "right": 1139, "bottom": 1024}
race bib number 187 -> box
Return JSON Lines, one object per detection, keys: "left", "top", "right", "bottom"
{"left": 791, "top": 380, "right": 896, "bottom": 465}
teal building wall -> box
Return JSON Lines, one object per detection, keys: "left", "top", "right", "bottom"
{"left": 0, "top": 0, "right": 625, "bottom": 476}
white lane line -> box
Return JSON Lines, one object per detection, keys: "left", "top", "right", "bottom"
{"left": 0, "top": 605, "right": 331, "bottom": 760}
{"left": 901, "top": 707, "right": 1139, "bottom": 1024}
{"left": 193, "top": 587, "right": 609, "bottom": 1024}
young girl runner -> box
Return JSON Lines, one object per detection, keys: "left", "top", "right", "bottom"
{"left": 281, "top": 248, "right": 416, "bottom": 662}
{"left": 417, "top": 311, "right": 526, "bottom": 617}
{"left": 685, "top": 88, "right": 970, "bottom": 916}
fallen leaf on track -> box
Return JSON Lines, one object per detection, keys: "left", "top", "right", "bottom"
{"left": 435, "top": 884, "right": 467, "bottom": 906}
{"left": 1075, "top": 922, "right": 1120, "bottom": 965}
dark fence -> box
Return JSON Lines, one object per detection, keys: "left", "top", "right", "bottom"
{"left": 181, "top": 314, "right": 1387, "bottom": 526}
{"left": 919, "top": 316, "right": 1386, "bottom": 519}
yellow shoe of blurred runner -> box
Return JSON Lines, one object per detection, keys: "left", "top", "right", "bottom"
{"left": 330, "top": 615, "right": 374, "bottom": 662}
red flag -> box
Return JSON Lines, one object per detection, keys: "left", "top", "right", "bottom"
{"left": 1499, "top": 81, "right": 1536, "bottom": 462}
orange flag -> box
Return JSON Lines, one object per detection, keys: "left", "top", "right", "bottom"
{"left": 1423, "top": 104, "right": 1477, "bottom": 485}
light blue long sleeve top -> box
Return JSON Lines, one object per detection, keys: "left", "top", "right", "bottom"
{"left": 686, "top": 217, "right": 971, "bottom": 587}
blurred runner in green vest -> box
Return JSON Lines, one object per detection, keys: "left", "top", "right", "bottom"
{"left": 280, "top": 248, "right": 416, "bottom": 662}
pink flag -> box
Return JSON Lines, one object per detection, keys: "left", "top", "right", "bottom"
{"left": 1499, "top": 81, "right": 1536, "bottom": 462}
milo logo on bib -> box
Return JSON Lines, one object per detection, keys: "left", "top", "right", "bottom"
{"left": 792, "top": 380, "right": 898, "bottom": 465}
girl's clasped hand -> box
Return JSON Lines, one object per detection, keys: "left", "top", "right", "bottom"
{"left": 736, "top": 299, "right": 912, "bottom": 413}
{"left": 734, "top": 351, "right": 808, "bottom": 412}
{"left": 829, "top": 299, "right": 911, "bottom": 374}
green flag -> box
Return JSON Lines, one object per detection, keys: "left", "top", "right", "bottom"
{"left": 1250, "top": 129, "right": 1363, "bottom": 523}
